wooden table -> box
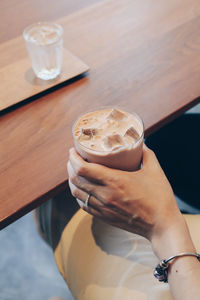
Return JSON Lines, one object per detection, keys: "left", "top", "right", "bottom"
{"left": 1, "top": 0, "right": 200, "bottom": 229}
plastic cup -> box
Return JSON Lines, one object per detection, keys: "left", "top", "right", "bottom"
{"left": 72, "top": 108, "right": 144, "bottom": 171}
{"left": 23, "top": 22, "right": 63, "bottom": 80}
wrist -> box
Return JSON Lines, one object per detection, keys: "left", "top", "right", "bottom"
{"left": 151, "top": 212, "right": 196, "bottom": 260}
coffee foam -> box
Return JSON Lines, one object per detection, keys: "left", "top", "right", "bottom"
{"left": 73, "top": 108, "right": 144, "bottom": 171}
{"left": 74, "top": 108, "right": 142, "bottom": 153}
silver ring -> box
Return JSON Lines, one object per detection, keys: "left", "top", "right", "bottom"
{"left": 85, "top": 193, "right": 91, "bottom": 208}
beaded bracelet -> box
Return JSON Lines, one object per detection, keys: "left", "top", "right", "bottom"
{"left": 154, "top": 252, "right": 200, "bottom": 282}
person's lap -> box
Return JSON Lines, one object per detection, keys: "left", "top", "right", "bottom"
{"left": 36, "top": 113, "right": 200, "bottom": 300}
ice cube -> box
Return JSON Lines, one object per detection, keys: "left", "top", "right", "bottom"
{"left": 78, "top": 128, "right": 98, "bottom": 140}
{"left": 28, "top": 25, "right": 59, "bottom": 45}
{"left": 125, "top": 126, "right": 139, "bottom": 140}
{"left": 106, "top": 109, "right": 126, "bottom": 121}
{"left": 103, "top": 134, "right": 126, "bottom": 150}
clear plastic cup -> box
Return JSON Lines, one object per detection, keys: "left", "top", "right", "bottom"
{"left": 23, "top": 22, "right": 63, "bottom": 80}
{"left": 72, "top": 108, "right": 144, "bottom": 171}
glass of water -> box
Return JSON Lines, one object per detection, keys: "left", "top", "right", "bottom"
{"left": 23, "top": 22, "right": 63, "bottom": 80}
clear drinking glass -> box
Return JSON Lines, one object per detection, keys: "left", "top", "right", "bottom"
{"left": 23, "top": 22, "right": 63, "bottom": 80}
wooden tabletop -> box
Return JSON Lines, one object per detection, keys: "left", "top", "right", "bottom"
{"left": 1, "top": 0, "right": 200, "bottom": 229}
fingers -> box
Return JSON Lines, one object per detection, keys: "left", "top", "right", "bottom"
{"left": 68, "top": 180, "right": 103, "bottom": 218}
{"left": 77, "top": 197, "right": 103, "bottom": 219}
{"left": 69, "top": 180, "right": 129, "bottom": 224}
{"left": 68, "top": 158, "right": 112, "bottom": 204}
{"left": 67, "top": 160, "right": 103, "bottom": 196}
{"left": 69, "top": 180, "right": 104, "bottom": 209}
{"left": 69, "top": 148, "right": 113, "bottom": 184}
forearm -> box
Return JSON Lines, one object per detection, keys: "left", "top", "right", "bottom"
{"left": 68, "top": 147, "right": 200, "bottom": 298}
{"left": 168, "top": 255, "right": 200, "bottom": 300}
{"left": 151, "top": 214, "right": 200, "bottom": 300}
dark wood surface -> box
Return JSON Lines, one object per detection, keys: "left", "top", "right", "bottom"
{"left": 1, "top": 0, "right": 200, "bottom": 229}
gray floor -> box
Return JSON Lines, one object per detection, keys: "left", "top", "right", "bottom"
{"left": 0, "top": 212, "right": 74, "bottom": 300}
{"left": 1, "top": 103, "right": 199, "bottom": 300}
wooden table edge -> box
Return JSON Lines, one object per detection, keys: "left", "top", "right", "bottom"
{"left": 1, "top": 96, "right": 199, "bottom": 230}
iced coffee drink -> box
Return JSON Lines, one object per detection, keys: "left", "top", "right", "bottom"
{"left": 73, "top": 108, "right": 144, "bottom": 171}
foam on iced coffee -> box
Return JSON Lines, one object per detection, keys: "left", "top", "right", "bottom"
{"left": 73, "top": 108, "right": 144, "bottom": 171}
